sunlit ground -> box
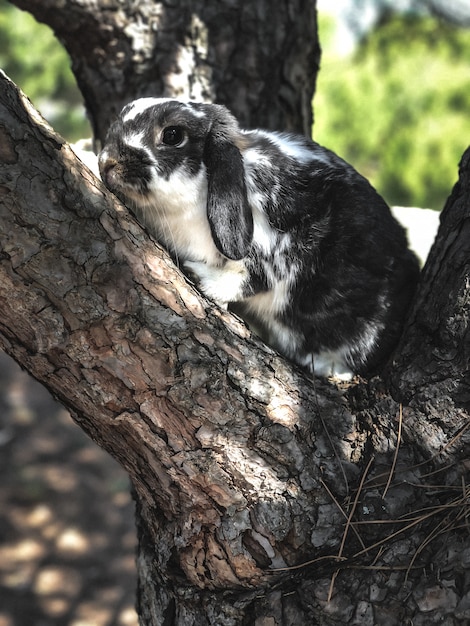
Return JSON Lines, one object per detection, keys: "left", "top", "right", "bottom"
{"left": 0, "top": 352, "right": 138, "bottom": 626}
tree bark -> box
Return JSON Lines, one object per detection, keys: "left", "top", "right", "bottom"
{"left": 1, "top": 72, "right": 469, "bottom": 625}
{"left": 9, "top": 0, "right": 319, "bottom": 144}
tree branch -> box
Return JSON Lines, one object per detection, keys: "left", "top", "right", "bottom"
{"left": 1, "top": 71, "right": 469, "bottom": 624}
{"left": 0, "top": 69, "right": 354, "bottom": 582}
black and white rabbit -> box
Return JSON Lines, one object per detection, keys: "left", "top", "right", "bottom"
{"left": 99, "top": 98, "right": 420, "bottom": 380}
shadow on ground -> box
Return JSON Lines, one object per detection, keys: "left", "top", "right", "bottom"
{"left": 0, "top": 352, "right": 138, "bottom": 626}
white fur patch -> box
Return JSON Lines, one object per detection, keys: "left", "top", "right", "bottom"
{"left": 300, "top": 351, "right": 354, "bottom": 381}
{"left": 122, "top": 98, "right": 169, "bottom": 121}
{"left": 245, "top": 278, "right": 291, "bottom": 317}
{"left": 124, "top": 130, "right": 147, "bottom": 151}
{"left": 255, "top": 130, "right": 333, "bottom": 166}
{"left": 138, "top": 165, "right": 222, "bottom": 265}
{"left": 251, "top": 206, "right": 279, "bottom": 256}
{"left": 243, "top": 145, "right": 274, "bottom": 170}
{"left": 122, "top": 97, "right": 207, "bottom": 122}
{"left": 298, "top": 317, "right": 382, "bottom": 381}
{"left": 184, "top": 259, "right": 249, "bottom": 305}
{"left": 244, "top": 281, "right": 301, "bottom": 354}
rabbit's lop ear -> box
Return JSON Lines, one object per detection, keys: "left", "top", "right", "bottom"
{"left": 203, "top": 107, "right": 253, "bottom": 260}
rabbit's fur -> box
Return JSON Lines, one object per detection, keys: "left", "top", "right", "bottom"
{"left": 99, "top": 98, "right": 420, "bottom": 379}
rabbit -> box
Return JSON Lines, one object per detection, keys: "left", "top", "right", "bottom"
{"left": 98, "top": 98, "right": 420, "bottom": 380}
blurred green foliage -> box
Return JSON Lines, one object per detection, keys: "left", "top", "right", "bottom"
{"left": 315, "top": 13, "right": 470, "bottom": 210}
{"left": 0, "top": 0, "right": 91, "bottom": 141}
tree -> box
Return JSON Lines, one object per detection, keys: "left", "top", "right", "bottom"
{"left": 1, "top": 1, "right": 469, "bottom": 624}
{"left": 10, "top": 0, "right": 319, "bottom": 143}
{"left": 0, "top": 0, "right": 90, "bottom": 140}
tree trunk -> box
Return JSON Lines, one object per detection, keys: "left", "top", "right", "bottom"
{"left": 1, "top": 71, "right": 469, "bottom": 625}
{"left": 10, "top": 0, "right": 319, "bottom": 144}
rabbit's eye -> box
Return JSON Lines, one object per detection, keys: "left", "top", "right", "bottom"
{"left": 162, "top": 126, "right": 186, "bottom": 146}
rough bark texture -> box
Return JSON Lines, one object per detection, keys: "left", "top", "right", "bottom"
{"left": 1, "top": 72, "right": 469, "bottom": 625}
{"left": 390, "top": 152, "right": 470, "bottom": 403}
{"left": 10, "top": 0, "right": 319, "bottom": 144}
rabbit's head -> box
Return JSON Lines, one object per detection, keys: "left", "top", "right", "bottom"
{"left": 99, "top": 98, "right": 253, "bottom": 260}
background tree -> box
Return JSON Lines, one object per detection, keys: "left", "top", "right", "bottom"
{"left": 0, "top": 1, "right": 469, "bottom": 625}
{"left": 8, "top": 0, "right": 319, "bottom": 143}
{"left": 0, "top": 0, "right": 90, "bottom": 139}
{"left": 315, "top": 10, "right": 470, "bottom": 211}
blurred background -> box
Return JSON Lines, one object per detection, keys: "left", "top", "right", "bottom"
{"left": 315, "top": 0, "right": 470, "bottom": 212}
{"left": 0, "top": 353, "right": 138, "bottom": 626}
{"left": 0, "top": 0, "right": 469, "bottom": 624}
